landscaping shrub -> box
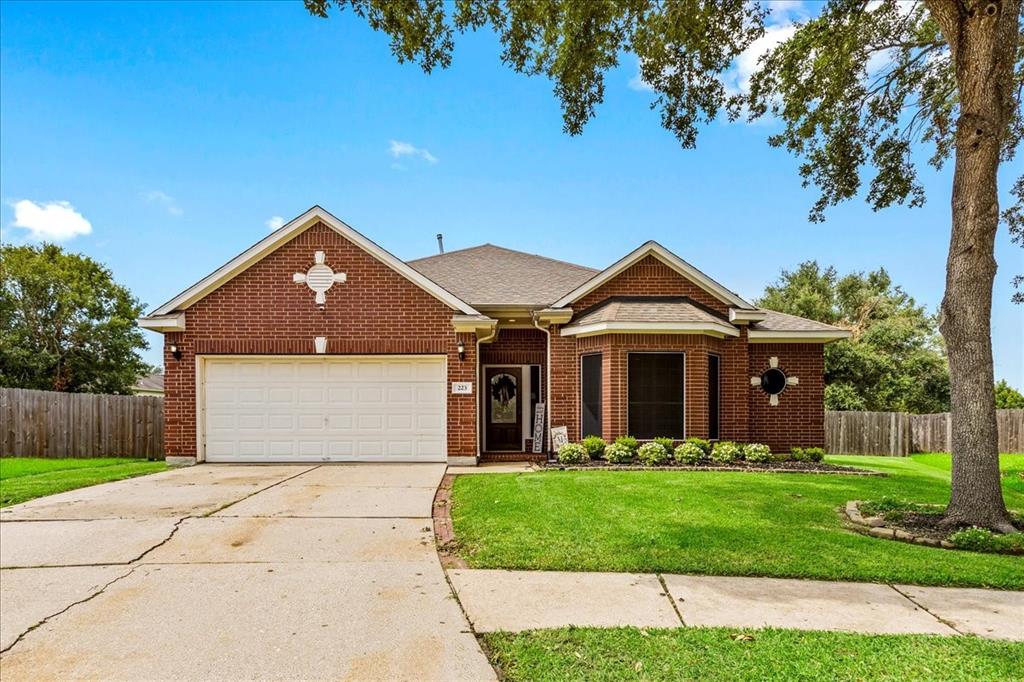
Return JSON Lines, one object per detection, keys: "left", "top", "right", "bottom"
{"left": 684, "top": 437, "right": 711, "bottom": 456}
{"left": 556, "top": 443, "right": 590, "bottom": 465}
{"left": 948, "top": 527, "right": 1024, "bottom": 555}
{"left": 637, "top": 442, "right": 670, "bottom": 466}
{"left": 653, "top": 437, "right": 675, "bottom": 451}
{"left": 791, "top": 447, "right": 826, "bottom": 462}
{"left": 581, "top": 435, "right": 607, "bottom": 459}
{"left": 673, "top": 441, "right": 705, "bottom": 464}
{"left": 604, "top": 442, "right": 635, "bottom": 464}
{"left": 743, "top": 443, "right": 772, "bottom": 463}
{"left": 710, "top": 441, "right": 743, "bottom": 464}
{"left": 613, "top": 435, "right": 639, "bottom": 453}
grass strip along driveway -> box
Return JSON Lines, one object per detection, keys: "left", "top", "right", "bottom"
{"left": 451, "top": 454, "right": 1023, "bottom": 590}
{"left": 483, "top": 626, "right": 1024, "bottom": 682}
{"left": 0, "top": 457, "right": 167, "bottom": 507}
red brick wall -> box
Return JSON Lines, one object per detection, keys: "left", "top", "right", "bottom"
{"left": 548, "top": 254, "right": 824, "bottom": 451}
{"left": 574, "top": 255, "right": 730, "bottom": 316}
{"left": 163, "top": 221, "right": 477, "bottom": 459}
{"left": 748, "top": 343, "right": 825, "bottom": 452}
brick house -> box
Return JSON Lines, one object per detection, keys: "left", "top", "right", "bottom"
{"left": 140, "top": 206, "right": 849, "bottom": 466}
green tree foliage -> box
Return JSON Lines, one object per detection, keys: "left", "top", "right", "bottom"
{"left": 994, "top": 379, "right": 1024, "bottom": 409}
{"left": 305, "top": 0, "right": 1021, "bottom": 529}
{"left": 0, "top": 244, "right": 150, "bottom": 394}
{"left": 758, "top": 262, "right": 950, "bottom": 413}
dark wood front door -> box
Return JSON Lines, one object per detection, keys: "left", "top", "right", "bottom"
{"left": 485, "top": 367, "right": 522, "bottom": 451}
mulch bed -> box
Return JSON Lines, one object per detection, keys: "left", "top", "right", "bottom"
{"left": 540, "top": 460, "right": 884, "bottom": 476}
{"left": 844, "top": 500, "right": 1024, "bottom": 554}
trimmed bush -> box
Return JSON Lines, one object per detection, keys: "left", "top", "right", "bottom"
{"left": 743, "top": 443, "right": 772, "bottom": 464}
{"left": 637, "top": 442, "right": 670, "bottom": 466}
{"left": 710, "top": 441, "right": 743, "bottom": 464}
{"left": 949, "top": 527, "right": 1024, "bottom": 555}
{"left": 556, "top": 443, "right": 590, "bottom": 465}
{"left": 581, "top": 435, "right": 607, "bottom": 459}
{"left": 613, "top": 435, "right": 639, "bottom": 453}
{"left": 684, "top": 437, "right": 712, "bottom": 456}
{"left": 604, "top": 442, "right": 635, "bottom": 464}
{"left": 673, "top": 441, "right": 705, "bottom": 465}
{"left": 791, "top": 447, "right": 826, "bottom": 463}
{"left": 653, "top": 437, "right": 675, "bottom": 451}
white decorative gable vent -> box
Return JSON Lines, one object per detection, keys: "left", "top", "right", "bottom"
{"left": 750, "top": 356, "right": 799, "bottom": 407}
{"left": 293, "top": 251, "right": 346, "bottom": 305}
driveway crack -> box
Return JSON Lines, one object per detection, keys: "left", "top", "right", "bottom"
{"left": 0, "top": 566, "right": 137, "bottom": 655}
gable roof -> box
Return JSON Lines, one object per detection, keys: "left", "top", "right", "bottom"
{"left": 551, "top": 241, "right": 755, "bottom": 310}
{"left": 409, "top": 244, "right": 598, "bottom": 308}
{"left": 146, "top": 206, "right": 479, "bottom": 317}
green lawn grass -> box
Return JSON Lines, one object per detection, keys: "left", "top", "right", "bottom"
{"left": 483, "top": 627, "right": 1024, "bottom": 682}
{"left": 451, "top": 454, "right": 1024, "bottom": 589}
{"left": 0, "top": 457, "right": 167, "bottom": 507}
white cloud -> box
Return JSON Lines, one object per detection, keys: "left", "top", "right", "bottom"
{"left": 722, "top": 22, "right": 799, "bottom": 98}
{"left": 142, "top": 190, "right": 183, "bottom": 216}
{"left": 265, "top": 215, "right": 285, "bottom": 230}
{"left": 388, "top": 140, "right": 438, "bottom": 164}
{"left": 9, "top": 200, "right": 92, "bottom": 241}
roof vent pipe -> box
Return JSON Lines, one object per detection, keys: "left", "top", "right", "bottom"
{"left": 436, "top": 233, "right": 444, "bottom": 254}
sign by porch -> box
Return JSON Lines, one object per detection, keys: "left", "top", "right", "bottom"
{"left": 550, "top": 425, "right": 569, "bottom": 453}
{"left": 531, "top": 402, "right": 546, "bottom": 453}
{"left": 451, "top": 381, "right": 473, "bottom": 395}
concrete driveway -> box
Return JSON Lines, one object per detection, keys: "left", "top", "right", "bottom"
{"left": 0, "top": 464, "right": 495, "bottom": 681}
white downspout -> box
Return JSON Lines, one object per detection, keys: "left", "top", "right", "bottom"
{"left": 532, "top": 312, "right": 552, "bottom": 459}
{"left": 475, "top": 324, "right": 499, "bottom": 459}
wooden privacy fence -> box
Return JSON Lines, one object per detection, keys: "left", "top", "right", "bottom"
{"left": 0, "top": 388, "right": 163, "bottom": 459}
{"left": 826, "top": 409, "right": 1024, "bottom": 456}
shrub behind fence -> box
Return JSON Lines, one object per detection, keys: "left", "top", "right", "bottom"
{"left": 826, "top": 409, "right": 1024, "bottom": 456}
{"left": 0, "top": 387, "right": 163, "bottom": 459}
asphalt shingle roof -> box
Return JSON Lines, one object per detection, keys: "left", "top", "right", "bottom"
{"left": 752, "top": 309, "right": 848, "bottom": 333}
{"left": 571, "top": 298, "right": 727, "bottom": 326}
{"left": 408, "top": 244, "right": 598, "bottom": 307}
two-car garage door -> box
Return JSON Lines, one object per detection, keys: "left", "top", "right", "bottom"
{"left": 201, "top": 356, "right": 447, "bottom": 462}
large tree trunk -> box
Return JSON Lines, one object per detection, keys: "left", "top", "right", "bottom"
{"left": 928, "top": 0, "right": 1019, "bottom": 532}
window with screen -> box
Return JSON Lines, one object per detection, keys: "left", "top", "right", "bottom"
{"left": 627, "top": 353, "right": 685, "bottom": 439}
{"left": 708, "top": 353, "right": 720, "bottom": 440}
{"left": 581, "top": 354, "right": 602, "bottom": 438}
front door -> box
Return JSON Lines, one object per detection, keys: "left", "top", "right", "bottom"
{"left": 485, "top": 367, "right": 522, "bottom": 451}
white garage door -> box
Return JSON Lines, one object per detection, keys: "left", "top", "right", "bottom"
{"left": 201, "top": 356, "right": 447, "bottom": 463}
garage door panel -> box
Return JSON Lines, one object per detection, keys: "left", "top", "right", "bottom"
{"left": 203, "top": 356, "right": 447, "bottom": 463}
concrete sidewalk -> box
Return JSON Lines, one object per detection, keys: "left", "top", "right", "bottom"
{"left": 449, "top": 569, "right": 1023, "bottom": 640}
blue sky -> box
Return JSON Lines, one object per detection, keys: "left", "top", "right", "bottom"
{"left": 1, "top": 1, "right": 1021, "bottom": 385}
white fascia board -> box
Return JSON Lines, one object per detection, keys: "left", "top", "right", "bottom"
{"left": 138, "top": 313, "right": 186, "bottom": 333}
{"left": 552, "top": 241, "right": 754, "bottom": 309}
{"left": 747, "top": 329, "right": 852, "bottom": 343}
{"left": 150, "top": 206, "right": 479, "bottom": 316}
{"left": 560, "top": 321, "right": 740, "bottom": 339}
{"left": 535, "top": 307, "right": 573, "bottom": 325}
{"left": 729, "top": 308, "right": 768, "bottom": 323}
{"left": 451, "top": 315, "right": 498, "bottom": 334}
